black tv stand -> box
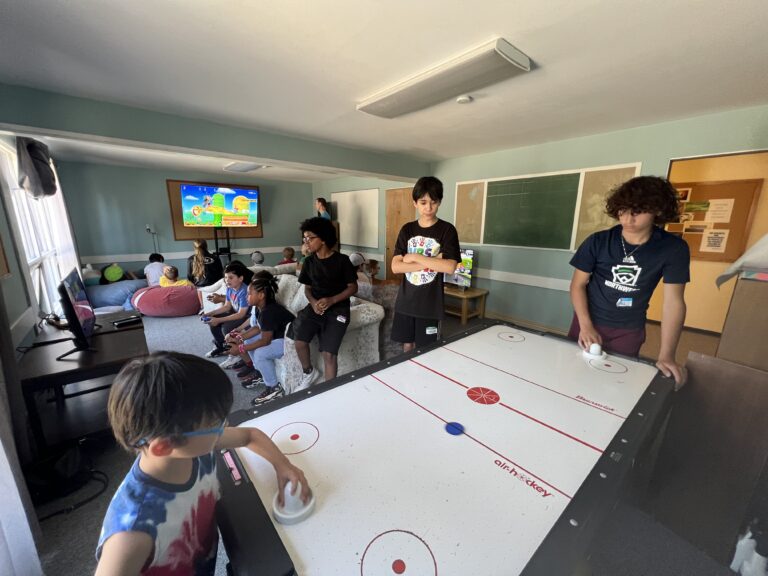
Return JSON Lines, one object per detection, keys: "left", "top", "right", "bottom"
{"left": 214, "top": 227, "right": 232, "bottom": 263}
{"left": 56, "top": 345, "right": 98, "bottom": 362}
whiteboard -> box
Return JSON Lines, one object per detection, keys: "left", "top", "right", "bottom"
{"left": 331, "top": 188, "right": 378, "bottom": 248}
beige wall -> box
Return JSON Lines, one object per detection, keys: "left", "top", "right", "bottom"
{"left": 648, "top": 151, "right": 768, "bottom": 332}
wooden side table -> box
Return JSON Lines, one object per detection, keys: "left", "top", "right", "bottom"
{"left": 443, "top": 285, "right": 489, "bottom": 325}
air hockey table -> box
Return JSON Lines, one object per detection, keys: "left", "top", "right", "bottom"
{"left": 215, "top": 322, "right": 674, "bottom": 575}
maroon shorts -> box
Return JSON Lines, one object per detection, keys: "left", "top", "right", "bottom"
{"left": 567, "top": 314, "right": 645, "bottom": 357}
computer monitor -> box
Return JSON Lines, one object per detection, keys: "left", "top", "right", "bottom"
{"left": 444, "top": 248, "right": 475, "bottom": 289}
{"left": 57, "top": 268, "right": 96, "bottom": 359}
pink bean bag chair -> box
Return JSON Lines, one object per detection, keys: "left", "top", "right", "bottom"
{"left": 131, "top": 285, "right": 199, "bottom": 317}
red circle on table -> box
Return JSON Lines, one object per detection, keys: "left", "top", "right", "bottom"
{"left": 392, "top": 559, "right": 406, "bottom": 574}
{"left": 466, "top": 386, "right": 500, "bottom": 405}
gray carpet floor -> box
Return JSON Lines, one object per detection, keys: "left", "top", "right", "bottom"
{"left": 34, "top": 315, "right": 732, "bottom": 575}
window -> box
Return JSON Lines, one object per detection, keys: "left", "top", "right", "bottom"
{"left": 0, "top": 139, "right": 79, "bottom": 314}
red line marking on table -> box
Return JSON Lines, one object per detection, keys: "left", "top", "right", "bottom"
{"left": 371, "top": 374, "right": 572, "bottom": 500}
{"left": 443, "top": 346, "right": 626, "bottom": 419}
{"left": 409, "top": 359, "right": 603, "bottom": 454}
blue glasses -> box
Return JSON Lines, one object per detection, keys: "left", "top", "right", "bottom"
{"left": 134, "top": 419, "right": 227, "bottom": 448}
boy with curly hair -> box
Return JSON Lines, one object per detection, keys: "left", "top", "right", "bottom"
{"left": 569, "top": 176, "right": 690, "bottom": 386}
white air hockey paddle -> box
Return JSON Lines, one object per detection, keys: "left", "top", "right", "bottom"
{"left": 272, "top": 481, "right": 315, "bottom": 525}
{"left": 582, "top": 342, "right": 606, "bottom": 360}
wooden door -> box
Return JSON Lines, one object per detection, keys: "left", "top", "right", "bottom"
{"left": 385, "top": 187, "right": 415, "bottom": 280}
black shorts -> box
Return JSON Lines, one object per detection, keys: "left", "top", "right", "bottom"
{"left": 291, "top": 302, "right": 351, "bottom": 355}
{"left": 391, "top": 312, "right": 440, "bottom": 346}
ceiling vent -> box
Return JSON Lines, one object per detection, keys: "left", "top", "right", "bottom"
{"left": 223, "top": 161, "right": 269, "bottom": 173}
{"left": 357, "top": 38, "right": 531, "bottom": 119}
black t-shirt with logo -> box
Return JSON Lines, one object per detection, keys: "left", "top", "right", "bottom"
{"left": 298, "top": 251, "right": 358, "bottom": 303}
{"left": 255, "top": 302, "right": 295, "bottom": 339}
{"left": 570, "top": 225, "right": 690, "bottom": 329}
{"left": 394, "top": 219, "right": 461, "bottom": 320}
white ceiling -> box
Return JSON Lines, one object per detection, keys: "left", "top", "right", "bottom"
{"left": 1, "top": 0, "right": 768, "bottom": 178}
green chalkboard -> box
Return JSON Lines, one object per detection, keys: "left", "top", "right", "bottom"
{"left": 482, "top": 173, "right": 581, "bottom": 249}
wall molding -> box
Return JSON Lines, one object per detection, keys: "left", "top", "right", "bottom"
{"left": 475, "top": 267, "right": 570, "bottom": 292}
{"left": 81, "top": 245, "right": 296, "bottom": 265}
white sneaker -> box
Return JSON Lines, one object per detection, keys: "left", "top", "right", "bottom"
{"left": 219, "top": 355, "right": 239, "bottom": 369}
{"left": 295, "top": 367, "right": 321, "bottom": 392}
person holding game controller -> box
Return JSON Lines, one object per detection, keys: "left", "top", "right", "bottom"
{"left": 203, "top": 262, "right": 251, "bottom": 358}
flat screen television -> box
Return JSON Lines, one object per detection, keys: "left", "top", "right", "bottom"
{"left": 180, "top": 183, "right": 260, "bottom": 228}
{"left": 444, "top": 248, "right": 475, "bottom": 289}
{"left": 57, "top": 268, "right": 96, "bottom": 356}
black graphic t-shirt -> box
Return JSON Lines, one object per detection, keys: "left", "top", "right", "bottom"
{"left": 394, "top": 219, "right": 461, "bottom": 319}
{"left": 298, "top": 251, "right": 358, "bottom": 303}
{"left": 255, "top": 302, "right": 295, "bottom": 339}
{"left": 570, "top": 225, "right": 690, "bottom": 329}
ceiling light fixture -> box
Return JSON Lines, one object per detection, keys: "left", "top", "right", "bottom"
{"left": 223, "top": 161, "right": 269, "bottom": 173}
{"left": 357, "top": 38, "right": 531, "bottom": 119}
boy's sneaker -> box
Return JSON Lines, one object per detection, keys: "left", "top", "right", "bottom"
{"left": 251, "top": 385, "right": 285, "bottom": 406}
{"left": 295, "top": 367, "right": 321, "bottom": 392}
{"left": 237, "top": 365, "right": 259, "bottom": 379}
{"left": 219, "top": 355, "right": 240, "bottom": 369}
{"left": 241, "top": 375, "right": 265, "bottom": 391}
{"left": 205, "top": 346, "right": 226, "bottom": 358}
{"left": 229, "top": 359, "right": 247, "bottom": 371}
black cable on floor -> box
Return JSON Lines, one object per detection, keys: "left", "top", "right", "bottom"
{"left": 38, "top": 470, "right": 109, "bottom": 522}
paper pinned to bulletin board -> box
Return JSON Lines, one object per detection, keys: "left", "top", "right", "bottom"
{"left": 665, "top": 179, "right": 762, "bottom": 262}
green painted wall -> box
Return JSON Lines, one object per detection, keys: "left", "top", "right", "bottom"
{"left": 432, "top": 104, "right": 768, "bottom": 330}
{"left": 0, "top": 83, "right": 428, "bottom": 179}
{"left": 56, "top": 162, "right": 314, "bottom": 271}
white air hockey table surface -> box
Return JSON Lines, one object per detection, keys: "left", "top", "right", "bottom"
{"left": 216, "top": 322, "right": 674, "bottom": 576}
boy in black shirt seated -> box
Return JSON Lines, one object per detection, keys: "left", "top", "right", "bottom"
{"left": 293, "top": 218, "right": 358, "bottom": 390}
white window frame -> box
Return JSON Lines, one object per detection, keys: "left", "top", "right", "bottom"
{"left": 0, "top": 139, "right": 80, "bottom": 318}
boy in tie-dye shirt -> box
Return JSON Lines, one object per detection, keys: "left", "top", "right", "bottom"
{"left": 95, "top": 352, "right": 310, "bottom": 575}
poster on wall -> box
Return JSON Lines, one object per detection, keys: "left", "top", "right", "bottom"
{"left": 666, "top": 180, "right": 762, "bottom": 262}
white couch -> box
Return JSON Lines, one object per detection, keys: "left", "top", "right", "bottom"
{"left": 200, "top": 266, "right": 385, "bottom": 393}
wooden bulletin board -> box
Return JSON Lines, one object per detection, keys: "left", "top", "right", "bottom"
{"left": 455, "top": 182, "right": 485, "bottom": 244}
{"left": 166, "top": 180, "right": 263, "bottom": 241}
{"left": 666, "top": 179, "right": 762, "bottom": 262}
{"left": 573, "top": 166, "right": 640, "bottom": 247}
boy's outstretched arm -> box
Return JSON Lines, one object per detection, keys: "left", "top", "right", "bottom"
{"left": 217, "top": 428, "right": 310, "bottom": 506}
{"left": 95, "top": 531, "right": 153, "bottom": 576}
{"left": 569, "top": 269, "right": 602, "bottom": 349}
{"left": 657, "top": 283, "right": 687, "bottom": 389}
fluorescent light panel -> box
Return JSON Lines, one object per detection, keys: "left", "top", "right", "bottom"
{"left": 357, "top": 38, "right": 531, "bottom": 119}
{"left": 223, "top": 161, "right": 268, "bottom": 173}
